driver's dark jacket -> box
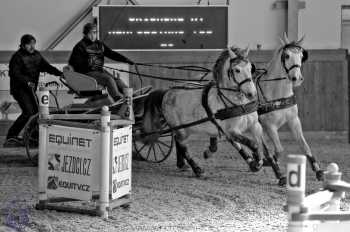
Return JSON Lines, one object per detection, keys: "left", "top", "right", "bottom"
{"left": 68, "top": 37, "right": 133, "bottom": 74}
{"left": 9, "top": 48, "right": 63, "bottom": 94}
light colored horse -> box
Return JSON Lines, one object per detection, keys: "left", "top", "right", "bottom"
{"left": 142, "top": 46, "right": 275, "bottom": 177}
{"left": 257, "top": 34, "right": 323, "bottom": 180}
{"left": 207, "top": 34, "right": 323, "bottom": 181}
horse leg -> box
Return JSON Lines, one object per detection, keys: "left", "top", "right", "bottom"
{"left": 203, "top": 137, "right": 218, "bottom": 159}
{"left": 175, "top": 134, "right": 204, "bottom": 177}
{"left": 262, "top": 124, "right": 284, "bottom": 164}
{"left": 205, "top": 130, "right": 261, "bottom": 172}
{"left": 175, "top": 136, "right": 190, "bottom": 171}
{"left": 228, "top": 131, "right": 259, "bottom": 155}
{"left": 226, "top": 133, "right": 262, "bottom": 172}
{"left": 287, "top": 117, "right": 324, "bottom": 181}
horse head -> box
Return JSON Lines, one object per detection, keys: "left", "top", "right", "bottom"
{"left": 279, "top": 32, "right": 308, "bottom": 87}
{"left": 213, "top": 46, "right": 257, "bottom": 100}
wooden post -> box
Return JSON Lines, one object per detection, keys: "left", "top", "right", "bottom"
{"left": 38, "top": 87, "right": 49, "bottom": 203}
{"left": 288, "top": 0, "right": 299, "bottom": 41}
{"left": 287, "top": 154, "right": 307, "bottom": 232}
{"left": 99, "top": 106, "right": 111, "bottom": 218}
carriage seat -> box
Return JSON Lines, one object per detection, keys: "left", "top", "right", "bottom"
{"left": 62, "top": 66, "right": 105, "bottom": 98}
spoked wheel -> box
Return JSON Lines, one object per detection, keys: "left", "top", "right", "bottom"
{"left": 133, "top": 122, "right": 174, "bottom": 163}
{"left": 23, "top": 114, "right": 39, "bottom": 166}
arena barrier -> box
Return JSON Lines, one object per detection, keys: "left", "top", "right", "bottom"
{"left": 35, "top": 87, "right": 134, "bottom": 218}
{"left": 287, "top": 155, "right": 350, "bottom": 232}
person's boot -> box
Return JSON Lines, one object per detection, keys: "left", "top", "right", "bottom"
{"left": 3, "top": 137, "right": 24, "bottom": 148}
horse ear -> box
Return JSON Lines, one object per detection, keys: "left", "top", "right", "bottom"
{"left": 283, "top": 32, "right": 290, "bottom": 44}
{"left": 228, "top": 46, "right": 237, "bottom": 59}
{"left": 242, "top": 45, "right": 250, "bottom": 58}
{"left": 296, "top": 34, "right": 305, "bottom": 46}
{"left": 279, "top": 37, "right": 286, "bottom": 46}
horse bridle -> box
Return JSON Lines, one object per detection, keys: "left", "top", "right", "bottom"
{"left": 227, "top": 58, "right": 254, "bottom": 88}
{"left": 281, "top": 44, "right": 308, "bottom": 80}
{"left": 217, "top": 57, "right": 255, "bottom": 107}
{"left": 255, "top": 44, "right": 308, "bottom": 102}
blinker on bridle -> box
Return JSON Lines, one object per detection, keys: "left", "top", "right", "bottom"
{"left": 227, "top": 57, "right": 254, "bottom": 88}
{"left": 280, "top": 44, "right": 308, "bottom": 78}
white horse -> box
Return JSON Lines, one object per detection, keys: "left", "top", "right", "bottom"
{"left": 257, "top": 34, "right": 323, "bottom": 180}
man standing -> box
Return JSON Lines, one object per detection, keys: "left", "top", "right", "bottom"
{"left": 3, "top": 34, "right": 62, "bottom": 147}
{"left": 68, "top": 22, "right": 134, "bottom": 102}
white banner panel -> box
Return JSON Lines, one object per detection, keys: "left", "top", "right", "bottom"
{"left": 46, "top": 125, "right": 100, "bottom": 201}
{"left": 111, "top": 125, "right": 132, "bottom": 200}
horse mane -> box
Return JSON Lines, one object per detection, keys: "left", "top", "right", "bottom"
{"left": 266, "top": 47, "right": 283, "bottom": 73}
{"left": 213, "top": 47, "right": 244, "bottom": 82}
{"left": 212, "top": 49, "right": 229, "bottom": 82}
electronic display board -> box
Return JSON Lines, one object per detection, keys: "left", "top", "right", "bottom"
{"left": 98, "top": 6, "right": 228, "bottom": 50}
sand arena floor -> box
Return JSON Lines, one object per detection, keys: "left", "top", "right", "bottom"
{"left": 0, "top": 133, "right": 349, "bottom": 232}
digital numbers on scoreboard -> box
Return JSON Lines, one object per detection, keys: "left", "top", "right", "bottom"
{"left": 98, "top": 6, "right": 228, "bottom": 50}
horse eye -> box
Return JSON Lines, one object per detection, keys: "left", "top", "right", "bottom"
{"left": 235, "top": 69, "right": 240, "bottom": 73}
{"left": 285, "top": 54, "right": 290, "bottom": 59}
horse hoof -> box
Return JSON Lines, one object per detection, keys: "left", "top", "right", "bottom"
{"left": 262, "top": 158, "right": 271, "bottom": 167}
{"left": 194, "top": 167, "right": 204, "bottom": 177}
{"left": 316, "top": 170, "right": 325, "bottom": 181}
{"left": 178, "top": 164, "right": 190, "bottom": 172}
{"left": 203, "top": 150, "right": 212, "bottom": 159}
{"left": 249, "top": 160, "right": 262, "bottom": 172}
{"left": 278, "top": 176, "right": 287, "bottom": 187}
{"left": 121, "top": 203, "right": 131, "bottom": 209}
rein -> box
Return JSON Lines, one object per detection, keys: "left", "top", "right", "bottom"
{"left": 101, "top": 64, "right": 211, "bottom": 83}
{"left": 134, "top": 62, "right": 211, "bottom": 73}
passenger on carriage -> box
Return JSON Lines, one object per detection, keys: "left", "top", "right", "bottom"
{"left": 4, "top": 34, "right": 63, "bottom": 147}
{"left": 68, "top": 22, "right": 134, "bottom": 102}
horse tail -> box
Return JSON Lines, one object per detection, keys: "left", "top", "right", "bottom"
{"left": 142, "top": 90, "right": 167, "bottom": 138}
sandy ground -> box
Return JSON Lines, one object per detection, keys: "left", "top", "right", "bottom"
{"left": 0, "top": 133, "right": 350, "bottom": 232}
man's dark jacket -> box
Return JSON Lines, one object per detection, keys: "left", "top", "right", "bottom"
{"left": 68, "top": 37, "right": 133, "bottom": 74}
{"left": 9, "top": 48, "right": 62, "bottom": 94}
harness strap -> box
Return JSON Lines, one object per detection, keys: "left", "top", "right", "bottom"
{"left": 201, "top": 82, "right": 228, "bottom": 137}
{"left": 201, "top": 82, "right": 258, "bottom": 134}
{"left": 258, "top": 95, "right": 296, "bottom": 115}
{"left": 215, "top": 101, "right": 258, "bottom": 120}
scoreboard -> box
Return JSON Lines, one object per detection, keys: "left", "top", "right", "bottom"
{"left": 98, "top": 6, "right": 228, "bottom": 50}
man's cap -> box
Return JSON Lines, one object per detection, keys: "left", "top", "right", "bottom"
{"left": 20, "top": 34, "right": 36, "bottom": 46}
{"left": 83, "top": 23, "right": 97, "bottom": 35}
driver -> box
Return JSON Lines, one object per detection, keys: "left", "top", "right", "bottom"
{"left": 68, "top": 22, "right": 134, "bottom": 102}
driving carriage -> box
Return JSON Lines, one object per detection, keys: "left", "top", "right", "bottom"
{"left": 22, "top": 67, "right": 177, "bottom": 165}
{"left": 22, "top": 62, "right": 212, "bottom": 165}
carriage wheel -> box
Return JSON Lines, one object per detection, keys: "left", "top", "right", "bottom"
{"left": 23, "top": 114, "right": 39, "bottom": 166}
{"left": 133, "top": 123, "right": 174, "bottom": 163}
